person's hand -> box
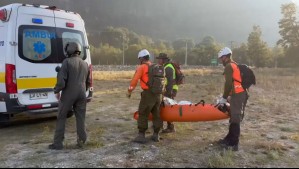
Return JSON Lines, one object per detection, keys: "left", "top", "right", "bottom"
{"left": 55, "top": 93, "right": 61, "bottom": 100}
{"left": 164, "top": 92, "right": 172, "bottom": 98}
{"left": 171, "top": 92, "right": 177, "bottom": 99}
{"left": 218, "top": 97, "right": 227, "bottom": 104}
{"left": 126, "top": 91, "right": 132, "bottom": 98}
{"left": 227, "top": 96, "right": 231, "bottom": 103}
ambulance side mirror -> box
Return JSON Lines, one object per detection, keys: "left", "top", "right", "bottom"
{"left": 55, "top": 66, "right": 61, "bottom": 73}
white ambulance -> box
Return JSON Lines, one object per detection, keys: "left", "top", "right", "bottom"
{"left": 0, "top": 3, "right": 93, "bottom": 122}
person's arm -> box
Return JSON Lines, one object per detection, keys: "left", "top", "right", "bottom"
{"left": 223, "top": 64, "right": 233, "bottom": 99}
{"left": 165, "top": 66, "right": 174, "bottom": 98}
{"left": 128, "top": 65, "right": 144, "bottom": 92}
{"left": 54, "top": 60, "right": 68, "bottom": 94}
{"left": 86, "top": 63, "right": 91, "bottom": 91}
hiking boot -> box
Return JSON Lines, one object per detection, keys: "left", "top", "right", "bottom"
{"left": 133, "top": 132, "right": 146, "bottom": 144}
{"left": 48, "top": 143, "right": 63, "bottom": 150}
{"left": 76, "top": 140, "right": 85, "bottom": 149}
{"left": 224, "top": 144, "right": 239, "bottom": 151}
{"left": 217, "top": 138, "right": 229, "bottom": 146}
{"left": 162, "top": 128, "right": 176, "bottom": 133}
{"left": 151, "top": 132, "right": 160, "bottom": 142}
{"left": 162, "top": 123, "right": 175, "bottom": 133}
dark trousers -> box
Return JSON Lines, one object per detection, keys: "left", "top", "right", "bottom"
{"left": 138, "top": 90, "right": 163, "bottom": 133}
{"left": 165, "top": 89, "right": 177, "bottom": 127}
{"left": 53, "top": 97, "right": 87, "bottom": 145}
{"left": 225, "top": 91, "right": 247, "bottom": 146}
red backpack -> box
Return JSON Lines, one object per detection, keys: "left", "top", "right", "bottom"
{"left": 171, "top": 61, "right": 185, "bottom": 85}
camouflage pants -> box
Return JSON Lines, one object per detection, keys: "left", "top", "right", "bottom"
{"left": 138, "top": 90, "right": 163, "bottom": 133}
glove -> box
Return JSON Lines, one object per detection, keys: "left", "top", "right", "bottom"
{"left": 55, "top": 93, "right": 61, "bottom": 100}
{"left": 126, "top": 91, "right": 132, "bottom": 98}
{"left": 218, "top": 97, "right": 227, "bottom": 104}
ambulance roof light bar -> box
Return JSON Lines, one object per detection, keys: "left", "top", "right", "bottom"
{"left": 66, "top": 22, "right": 74, "bottom": 28}
{"left": 32, "top": 18, "right": 43, "bottom": 24}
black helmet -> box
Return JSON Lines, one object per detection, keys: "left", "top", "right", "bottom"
{"left": 65, "top": 42, "right": 82, "bottom": 56}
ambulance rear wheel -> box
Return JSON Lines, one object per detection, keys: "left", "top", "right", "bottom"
{"left": 0, "top": 114, "right": 9, "bottom": 127}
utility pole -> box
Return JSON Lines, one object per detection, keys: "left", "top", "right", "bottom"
{"left": 122, "top": 34, "right": 124, "bottom": 65}
{"left": 185, "top": 41, "right": 188, "bottom": 66}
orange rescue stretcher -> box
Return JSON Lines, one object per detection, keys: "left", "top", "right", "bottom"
{"left": 133, "top": 100, "right": 229, "bottom": 122}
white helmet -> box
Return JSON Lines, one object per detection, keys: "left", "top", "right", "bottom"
{"left": 218, "top": 47, "right": 232, "bottom": 58}
{"left": 138, "top": 49, "right": 150, "bottom": 58}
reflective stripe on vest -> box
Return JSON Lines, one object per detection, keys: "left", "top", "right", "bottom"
{"left": 165, "top": 63, "right": 178, "bottom": 90}
{"left": 231, "top": 63, "right": 245, "bottom": 94}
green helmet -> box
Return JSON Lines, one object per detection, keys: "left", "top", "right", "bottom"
{"left": 65, "top": 42, "right": 82, "bottom": 56}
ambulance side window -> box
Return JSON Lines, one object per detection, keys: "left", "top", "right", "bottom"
{"left": 62, "top": 32, "right": 86, "bottom": 60}
{"left": 22, "top": 29, "right": 52, "bottom": 61}
{"left": 19, "top": 26, "right": 87, "bottom": 63}
{"left": 18, "top": 26, "right": 58, "bottom": 63}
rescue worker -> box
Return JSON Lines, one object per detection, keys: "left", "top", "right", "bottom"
{"left": 127, "top": 49, "right": 163, "bottom": 143}
{"left": 156, "top": 53, "right": 178, "bottom": 133}
{"left": 217, "top": 47, "right": 248, "bottom": 151}
{"left": 49, "top": 42, "right": 91, "bottom": 150}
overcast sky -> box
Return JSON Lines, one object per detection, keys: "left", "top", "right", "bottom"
{"left": 1, "top": 0, "right": 299, "bottom": 47}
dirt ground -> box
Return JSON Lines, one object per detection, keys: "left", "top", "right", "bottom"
{"left": 0, "top": 67, "right": 299, "bottom": 167}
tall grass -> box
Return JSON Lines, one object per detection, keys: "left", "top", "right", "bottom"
{"left": 207, "top": 150, "right": 235, "bottom": 168}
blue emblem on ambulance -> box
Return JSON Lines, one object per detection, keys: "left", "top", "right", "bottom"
{"left": 34, "top": 41, "right": 46, "bottom": 59}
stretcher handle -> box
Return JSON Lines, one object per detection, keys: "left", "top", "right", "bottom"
{"left": 195, "top": 100, "right": 205, "bottom": 106}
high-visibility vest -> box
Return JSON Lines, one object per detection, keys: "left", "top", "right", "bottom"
{"left": 230, "top": 62, "right": 245, "bottom": 94}
{"left": 165, "top": 63, "right": 179, "bottom": 90}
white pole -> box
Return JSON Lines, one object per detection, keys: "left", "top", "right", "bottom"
{"left": 122, "top": 34, "right": 125, "bottom": 65}
{"left": 185, "top": 41, "right": 188, "bottom": 66}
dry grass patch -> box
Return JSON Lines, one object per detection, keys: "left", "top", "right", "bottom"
{"left": 254, "top": 140, "right": 288, "bottom": 152}
{"left": 280, "top": 127, "right": 294, "bottom": 132}
{"left": 290, "top": 133, "right": 299, "bottom": 143}
{"left": 255, "top": 68, "right": 299, "bottom": 90}
{"left": 183, "top": 68, "right": 215, "bottom": 76}
{"left": 32, "top": 125, "right": 53, "bottom": 144}
{"left": 86, "top": 127, "right": 105, "bottom": 148}
{"left": 93, "top": 68, "right": 218, "bottom": 81}
{"left": 93, "top": 71, "right": 133, "bottom": 81}
{"left": 207, "top": 150, "right": 235, "bottom": 168}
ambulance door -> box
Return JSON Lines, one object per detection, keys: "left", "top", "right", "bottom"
{"left": 53, "top": 11, "right": 92, "bottom": 98}
{"left": 0, "top": 16, "right": 7, "bottom": 112}
{"left": 53, "top": 11, "right": 88, "bottom": 62}
{"left": 15, "top": 6, "right": 58, "bottom": 106}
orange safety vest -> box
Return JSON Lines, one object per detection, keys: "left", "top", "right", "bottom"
{"left": 231, "top": 62, "right": 245, "bottom": 94}
{"left": 129, "top": 61, "right": 150, "bottom": 91}
{"left": 139, "top": 64, "right": 149, "bottom": 90}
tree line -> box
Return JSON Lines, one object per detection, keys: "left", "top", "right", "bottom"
{"left": 89, "top": 3, "right": 299, "bottom": 68}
